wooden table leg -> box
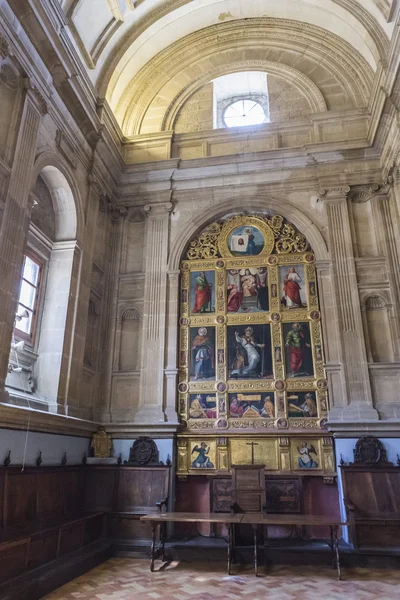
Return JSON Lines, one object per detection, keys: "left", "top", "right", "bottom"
{"left": 150, "top": 522, "right": 157, "bottom": 572}
{"left": 160, "top": 522, "right": 166, "bottom": 562}
{"left": 330, "top": 525, "right": 335, "bottom": 569}
{"left": 227, "top": 523, "right": 233, "bottom": 575}
{"left": 333, "top": 525, "right": 342, "bottom": 580}
{"left": 253, "top": 525, "right": 258, "bottom": 577}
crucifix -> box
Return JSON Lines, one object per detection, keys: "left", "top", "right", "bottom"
{"left": 246, "top": 441, "right": 259, "bottom": 465}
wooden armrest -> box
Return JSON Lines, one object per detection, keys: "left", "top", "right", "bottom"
{"left": 156, "top": 497, "right": 169, "bottom": 513}
{"left": 343, "top": 499, "right": 356, "bottom": 512}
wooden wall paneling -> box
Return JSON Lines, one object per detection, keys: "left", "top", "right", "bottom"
{"left": 37, "top": 469, "right": 63, "bottom": 522}
{"left": 58, "top": 522, "right": 85, "bottom": 556}
{"left": 0, "top": 539, "right": 29, "bottom": 583}
{"left": 62, "top": 468, "right": 85, "bottom": 517}
{"left": 0, "top": 468, "right": 5, "bottom": 530}
{"left": 115, "top": 467, "right": 170, "bottom": 513}
{"left": 7, "top": 470, "right": 37, "bottom": 527}
{"left": 27, "top": 530, "right": 59, "bottom": 569}
{"left": 84, "top": 467, "right": 117, "bottom": 512}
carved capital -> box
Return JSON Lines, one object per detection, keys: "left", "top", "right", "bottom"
{"left": 23, "top": 78, "right": 48, "bottom": 116}
{"left": 318, "top": 186, "right": 351, "bottom": 202}
{"left": 144, "top": 201, "right": 173, "bottom": 218}
{"left": 0, "top": 34, "right": 10, "bottom": 59}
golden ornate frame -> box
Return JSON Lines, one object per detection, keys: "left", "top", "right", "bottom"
{"left": 177, "top": 214, "right": 334, "bottom": 477}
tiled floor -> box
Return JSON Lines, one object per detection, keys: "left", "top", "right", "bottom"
{"left": 42, "top": 558, "right": 400, "bottom": 600}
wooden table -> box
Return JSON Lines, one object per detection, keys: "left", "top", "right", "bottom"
{"left": 140, "top": 512, "right": 347, "bottom": 579}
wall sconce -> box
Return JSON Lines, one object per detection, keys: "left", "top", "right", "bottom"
{"left": 11, "top": 340, "right": 25, "bottom": 352}
{"left": 15, "top": 309, "right": 29, "bottom": 322}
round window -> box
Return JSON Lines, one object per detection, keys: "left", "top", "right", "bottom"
{"left": 223, "top": 99, "right": 266, "bottom": 128}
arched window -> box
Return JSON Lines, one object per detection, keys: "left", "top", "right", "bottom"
{"left": 213, "top": 72, "right": 270, "bottom": 129}
{"left": 177, "top": 212, "right": 333, "bottom": 477}
{"left": 6, "top": 166, "right": 78, "bottom": 410}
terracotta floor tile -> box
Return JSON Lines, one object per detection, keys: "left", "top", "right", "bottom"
{"left": 41, "top": 558, "right": 400, "bottom": 600}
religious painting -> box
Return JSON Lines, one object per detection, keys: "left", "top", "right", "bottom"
{"left": 189, "top": 394, "right": 217, "bottom": 419}
{"left": 230, "top": 438, "right": 279, "bottom": 468}
{"left": 287, "top": 391, "right": 318, "bottom": 417}
{"left": 229, "top": 393, "right": 275, "bottom": 418}
{"left": 190, "top": 440, "right": 216, "bottom": 469}
{"left": 228, "top": 225, "right": 265, "bottom": 256}
{"left": 190, "top": 270, "right": 215, "bottom": 314}
{"left": 280, "top": 264, "right": 307, "bottom": 309}
{"left": 228, "top": 324, "right": 273, "bottom": 379}
{"left": 283, "top": 322, "right": 314, "bottom": 377}
{"left": 295, "top": 441, "right": 319, "bottom": 469}
{"left": 190, "top": 326, "right": 216, "bottom": 381}
{"left": 226, "top": 267, "right": 269, "bottom": 313}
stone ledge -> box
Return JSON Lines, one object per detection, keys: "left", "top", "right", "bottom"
{"left": 329, "top": 420, "right": 400, "bottom": 437}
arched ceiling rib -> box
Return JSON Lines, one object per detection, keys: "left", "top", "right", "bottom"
{"left": 115, "top": 18, "right": 373, "bottom": 135}
{"left": 91, "top": 0, "right": 391, "bottom": 105}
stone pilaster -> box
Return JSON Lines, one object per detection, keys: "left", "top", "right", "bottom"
{"left": 321, "top": 187, "right": 377, "bottom": 421}
{"left": 63, "top": 184, "right": 102, "bottom": 417}
{"left": 98, "top": 207, "right": 127, "bottom": 421}
{"left": 0, "top": 84, "right": 46, "bottom": 399}
{"left": 138, "top": 202, "right": 173, "bottom": 423}
{"left": 370, "top": 185, "right": 400, "bottom": 360}
{"left": 164, "top": 270, "right": 180, "bottom": 423}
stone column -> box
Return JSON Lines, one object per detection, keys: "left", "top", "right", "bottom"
{"left": 0, "top": 83, "right": 47, "bottom": 401}
{"left": 138, "top": 202, "right": 173, "bottom": 423}
{"left": 164, "top": 270, "right": 180, "bottom": 423}
{"left": 98, "top": 207, "right": 127, "bottom": 422}
{"left": 321, "top": 187, "right": 377, "bottom": 420}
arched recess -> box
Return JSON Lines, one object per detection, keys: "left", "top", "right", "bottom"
{"left": 117, "top": 19, "right": 373, "bottom": 135}
{"left": 362, "top": 294, "right": 395, "bottom": 363}
{"left": 27, "top": 158, "right": 81, "bottom": 410}
{"left": 118, "top": 307, "right": 142, "bottom": 372}
{"left": 163, "top": 61, "right": 327, "bottom": 132}
{"left": 164, "top": 196, "right": 340, "bottom": 426}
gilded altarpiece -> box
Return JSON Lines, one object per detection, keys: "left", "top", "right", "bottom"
{"left": 177, "top": 214, "right": 334, "bottom": 477}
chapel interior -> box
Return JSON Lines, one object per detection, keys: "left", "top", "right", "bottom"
{"left": 1, "top": 1, "right": 400, "bottom": 599}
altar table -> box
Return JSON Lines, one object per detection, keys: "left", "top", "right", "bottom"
{"left": 140, "top": 512, "right": 347, "bottom": 579}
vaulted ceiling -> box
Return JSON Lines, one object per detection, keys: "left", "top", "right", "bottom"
{"left": 61, "top": 0, "right": 399, "bottom": 135}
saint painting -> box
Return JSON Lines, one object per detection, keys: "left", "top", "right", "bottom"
{"left": 190, "top": 270, "right": 215, "bottom": 314}
{"left": 191, "top": 442, "right": 214, "bottom": 468}
{"left": 226, "top": 267, "right": 269, "bottom": 313}
{"left": 228, "top": 225, "right": 264, "bottom": 256}
{"left": 190, "top": 327, "right": 216, "bottom": 381}
{"left": 228, "top": 324, "right": 273, "bottom": 379}
{"left": 189, "top": 394, "right": 217, "bottom": 419}
{"left": 280, "top": 265, "right": 306, "bottom": 309}
{"left": 229, "top": 393, "right": 275, "bottom": 418}
{"left": 287, "top": 392, "right": 318, "bottom": 417}
{"left": 284, "top": 322, "right": 313, "bottom": 377}
{"left": 297, "top": 442, "right": 319, "bottom": 468}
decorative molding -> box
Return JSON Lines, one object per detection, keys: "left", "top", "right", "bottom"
{"left": 56, "top": 130, "right": 77, "bottom": 169}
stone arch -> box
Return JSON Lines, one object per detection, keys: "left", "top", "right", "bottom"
{"left": 168, "top": 196, "right": 328, "bottom": 271}
{"left": 362, "top": 294, "right": 394, "bottom": 363}
{"left": 29, "top": 155, "right": 83, "bottom": 407}
{"left": 31, "top": 153, "right": 83, "bottom": 242}
{"left": 163, "top": 61, "right": 327, "bottom": 132}
{"left": 119, "top": 18, "right": 373, "bottom": 135}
